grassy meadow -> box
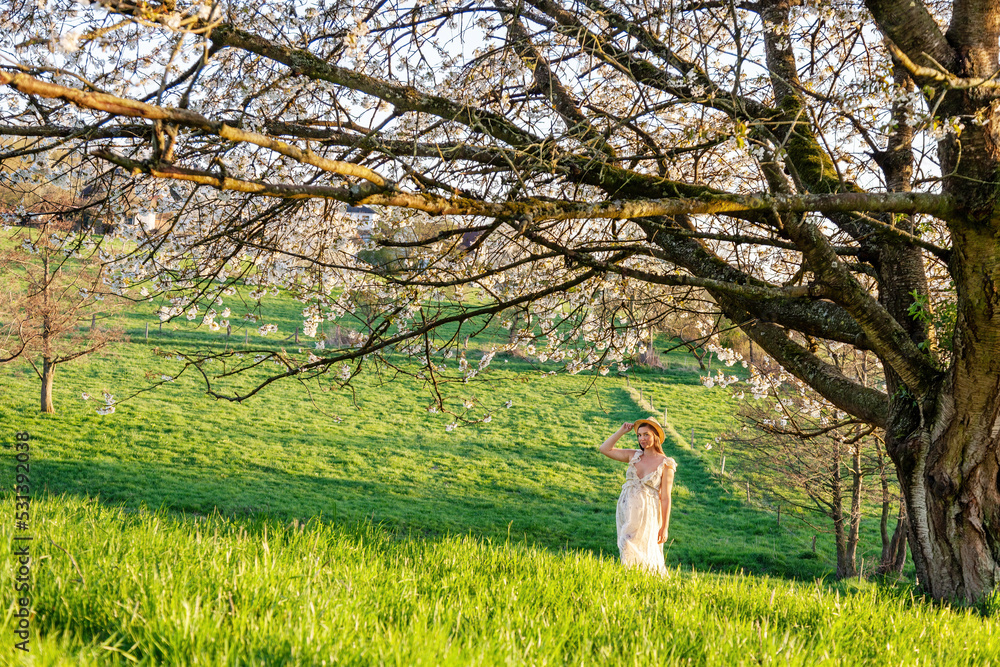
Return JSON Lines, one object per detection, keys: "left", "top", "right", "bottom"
{"left": 0, "top": 288, "right": 995, "bottom": 664}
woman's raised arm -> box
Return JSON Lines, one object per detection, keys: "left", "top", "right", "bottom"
{"left": 599, "top": 423, "right": 638, "bottom": 463}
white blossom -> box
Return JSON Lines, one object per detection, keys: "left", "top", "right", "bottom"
{"left": 56, "top": 29, "right": 82, "bottom": 53}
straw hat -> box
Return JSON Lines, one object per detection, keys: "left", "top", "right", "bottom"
{"left": 633, "top": 416, "right": 665, "bottom": 444}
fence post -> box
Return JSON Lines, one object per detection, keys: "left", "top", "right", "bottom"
{"left": 294, "top": 327, "right": 299, "bottom": 344}
{"left": 777, "top": 505, "right": 781, "bottom": 528}
{"left": 721, "top": 456, "right": 726, "bottom": 475}
{"left": 746, "top": 480, "right": 750, "bottom": 502}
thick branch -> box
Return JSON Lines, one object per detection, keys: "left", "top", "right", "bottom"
{"left": 0, "top": 70, "right": 388, "bottom": 186}
{"left": 86, "top": 150, "right": 962, "bottom": 225}
{"left": 520, "top": 224, "right": 872, "bottom": 348}
{"left": 887, "top": 43, "right": 1000, "bottom": 92}
{"left": 864, "top": 0, "right": 957, "bottom": 72}
{"left": 502, "top": 5, "right": 616, "bottom": 158}
{"left": 0, "top": 123, "right": 151, "bottom": 141}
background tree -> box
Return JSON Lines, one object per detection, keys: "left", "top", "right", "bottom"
{"left": 2, "top": 0, "right": 999, "bottom": 602}
{"left": 0, "top": 218, "right": 125, "bottom": 413}
{"left": 726, "top": 355, "right": 906, "bottom": 579}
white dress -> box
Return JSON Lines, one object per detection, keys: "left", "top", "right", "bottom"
{"left": 616, "top": 450, "right": 676, "bottom": 574}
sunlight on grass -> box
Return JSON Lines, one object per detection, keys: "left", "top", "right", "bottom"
{"left": 0, "top": 497, "right": 995, "bottom": 666}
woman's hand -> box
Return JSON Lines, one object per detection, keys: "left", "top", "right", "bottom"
{"left": 657, "top": 526, "right": 668, "bottom": 544}
{"left": 599, "top": 422, "right": 638, "bottom": 462}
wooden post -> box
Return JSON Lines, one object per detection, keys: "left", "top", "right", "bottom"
{"left": 746, "top": 480, "right": 750, "bottom": 502}
{"left": 777, "top": 505, "right": 781, "bottom": 528}
{"left": 294, "top": 327, "right": 299, "bottom": 344}
{"left": 144, "top": 322, "right": 148, "bottom": 340}
{"left": 90, "top": 314, "right": 96, "bottom": 330}
{"left": 811, "top": 535, "right": 817, "bottom": 552}
{"left": 721, "top": 455, "right": 726, "bottom": 475}
{"left": 245, "top": 330, "right": 249, "bottom": 345}
{"left": 159, "top": 321, "right": 162, "bottom": 333}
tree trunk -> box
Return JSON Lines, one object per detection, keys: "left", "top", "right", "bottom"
{"left": 41, "top": 291, "right": 55, "bottom": 413}
{"left": 846, "top": 438, "right": 863, "bottom": 577}
{"left": 41, "top": 357, "right": 55, "bottom": 413}
{"left": 876, "top": 499, "right": 909, "bottom": 577}
{"left": 891, "top": 512, "right": 909, "bottom": 574}
{"left": 831, "top": 438, "right": 857, "bottom": 579}
{"left": 879, "top": 221, "right": 1000, "bottom": 603}
{"left": 874, "top": 442, "right": 910, "bottom": 577}
{"left": 508, "top": 312, "right": 519, "bottom": 346}
{"left": 877, "top": 441, "right": 892, "bottom": 562}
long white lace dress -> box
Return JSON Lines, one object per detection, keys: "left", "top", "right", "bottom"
{"left": 616, "top": 450, "right": 676, "bottom": 574}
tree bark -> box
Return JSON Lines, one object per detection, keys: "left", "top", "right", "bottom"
{"left": 41, "top": 264, "right": 55, "bottom": 414}
{"left": 889, "top": 381, "right": 1000, "bottom": 602}
{"left": 878, "top": 444, "right": 892, "bottom": 559}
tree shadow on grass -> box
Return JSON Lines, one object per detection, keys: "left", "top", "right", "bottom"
{"left": 28, "top": 456, "right": 618, "bottom": 553}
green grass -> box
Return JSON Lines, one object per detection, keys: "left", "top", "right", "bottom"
{"left": 1, "top": 497, "right": 996, "bottom": 666}
{"left": 0, "top": 288, "right": 978, "bottom": 664}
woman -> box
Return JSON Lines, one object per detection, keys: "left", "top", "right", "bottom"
{"left": 599, "top": 417, "right": 676, "bottom": 574}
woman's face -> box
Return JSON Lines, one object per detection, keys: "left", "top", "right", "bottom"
{"left": 636, "top": 425, "right": 656, "bottom": 450}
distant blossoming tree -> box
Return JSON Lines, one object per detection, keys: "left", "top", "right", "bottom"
{"left": 0, "top": 218, "right": 125, "bottom": 413}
